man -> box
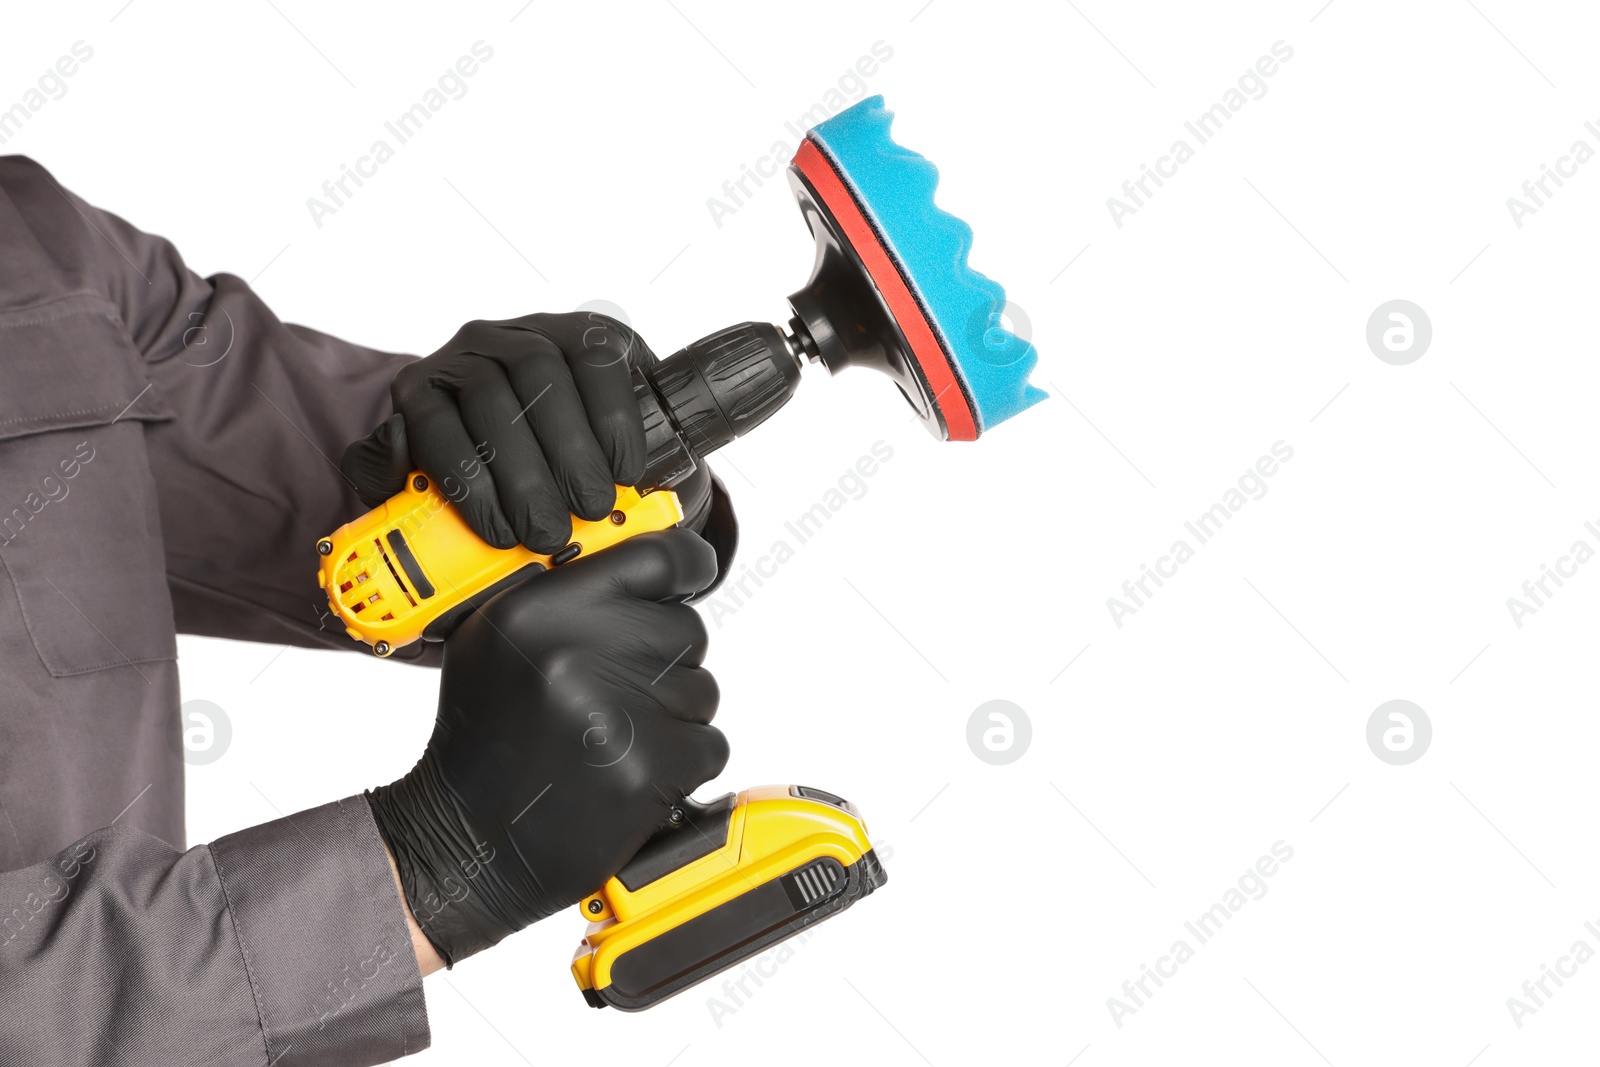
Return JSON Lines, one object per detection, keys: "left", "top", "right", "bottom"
{"left": 0, "top": 155, "right": 736, "bottom": 1066}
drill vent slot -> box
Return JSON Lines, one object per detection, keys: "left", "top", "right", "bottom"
{"left": 372, "top": 538, "right": 418, "bottom": 608}
{"left": 789, "top": 859, "right": 842, "bottom": 905}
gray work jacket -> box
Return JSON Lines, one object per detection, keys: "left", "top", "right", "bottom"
{"left": 0, "top": 156, "right": 735, "bottom": 1067}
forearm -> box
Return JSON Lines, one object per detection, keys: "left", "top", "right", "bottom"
{"left": 0, "top": 799, "right": 430, "bottom": 1066}
{"left": 383, "top": 840, "right": 446, "bottom": 977}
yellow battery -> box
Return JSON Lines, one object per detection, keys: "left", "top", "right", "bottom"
{"left": 571, "top": 784, "right": 886, "bottom": 1011}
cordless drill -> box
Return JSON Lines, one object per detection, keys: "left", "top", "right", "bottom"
{"left": 317, "top": 95, "right": 1042, "bottom": 1010}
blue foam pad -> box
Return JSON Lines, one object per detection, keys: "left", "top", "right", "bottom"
{"left": 808, "top": 95, "right": 1046, "bottom": 434}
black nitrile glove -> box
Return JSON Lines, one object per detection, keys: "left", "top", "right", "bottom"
{"left": 365, "top": 529, "right": 728, "bottom": 967}
{"left": 342, "top": 311, "right": 718, "bottom": 552}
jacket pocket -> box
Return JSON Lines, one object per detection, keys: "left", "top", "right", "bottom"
{"left": 0, "top": 294, "right": 177, "bottom": 676}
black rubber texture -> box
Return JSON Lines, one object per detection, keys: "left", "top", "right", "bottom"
{"left": 635, "top": 363, "right": 698, "bottom": 491}
{"left": 615, "top": 792, "right": 736, "bottom": 892}
{"left": 590, "top": 849, "right": 887, "bottom": 1011}
{"left": 419, "top": 560, "right": 545, "bottom": 641}
{"left": 645, "top": 323, "right": 799, "bottom": 459}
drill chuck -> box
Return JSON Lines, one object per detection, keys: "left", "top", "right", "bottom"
{"left": 637, "top": 321, "right": 802, "bottom": 489}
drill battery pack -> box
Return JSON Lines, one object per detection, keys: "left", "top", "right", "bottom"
{"left": 571, "top": 785, "right": 886, "bottom": 1010}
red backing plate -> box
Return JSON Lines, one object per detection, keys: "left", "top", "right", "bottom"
{"left": 791, "top": 138, "right": 978, "bottom": 441}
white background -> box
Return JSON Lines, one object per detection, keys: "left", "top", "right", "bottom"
{"left": 6, "top": 1, "right": 1600, "bottom": 1064}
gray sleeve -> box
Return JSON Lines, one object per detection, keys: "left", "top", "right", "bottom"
{"left": 0, "top": 154, "right": 439, "bottom": 664}
{"left": 0, "top": 797, "right": 429, "bottom": 1067}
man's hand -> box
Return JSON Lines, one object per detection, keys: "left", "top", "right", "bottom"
{"left": 343, "top": 312, "right": 649, "bottom": 554}
{"left": 365, "top": 528, "right": 727, "bottom": 967}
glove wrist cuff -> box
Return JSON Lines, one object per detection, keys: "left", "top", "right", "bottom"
{"left": 365, "top": 763, "right": 515, "bottom": 967}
